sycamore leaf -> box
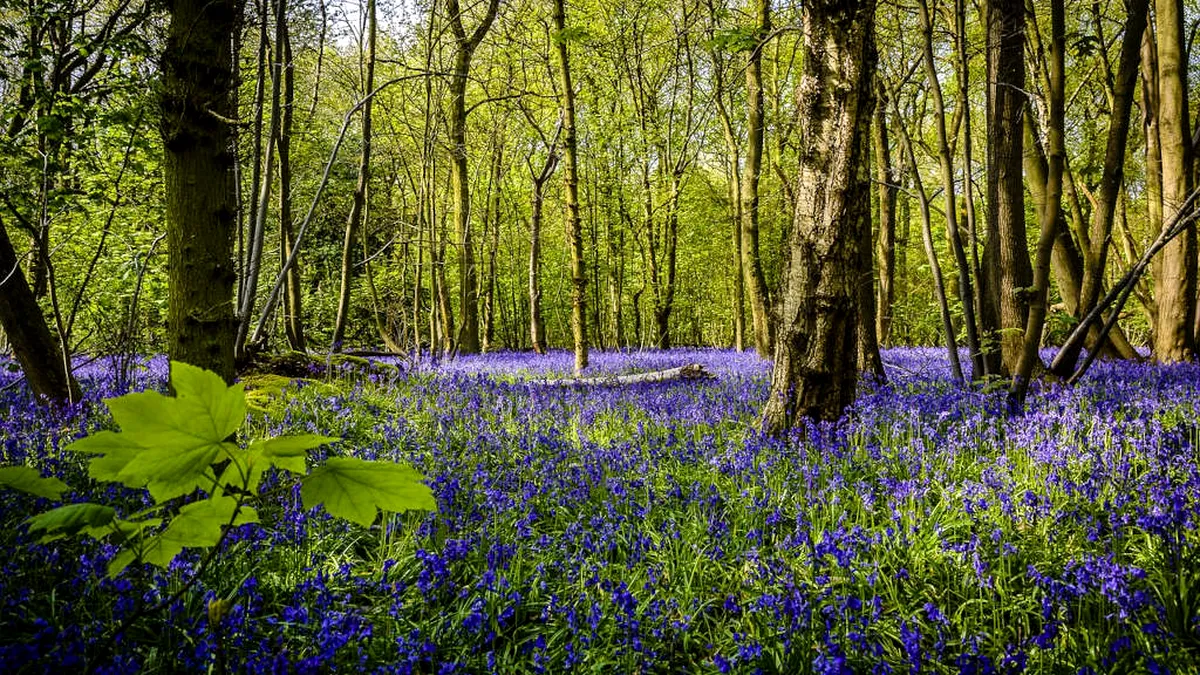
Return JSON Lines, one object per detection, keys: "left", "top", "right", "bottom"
{"left": 140, "top": 496, "right": 258, "bottom": 569}
{"left": 87, "top": 517, "right": 163, "bottom": 543}
{"left": 97, "top": 361, "right": 246, "bottom": 501}
{"left": 253, "top": 435, "right": 339, "bottom": 475}
{"left": 301, "top": 457, "right": 435, "bottom": 527}
{"left": 218, "top": 447, "right": 267, "bottom": 493}
{"left": 168, "top": 361, "right": 247, "bottom": 441}
{"left": 0, "top": 466, "right": 70, "bottom": 500}
{"left": 67, "top": 431, "right": 146, "bottom": 486}
{"left": 26, "top": 503, "right": 116, "bottom": 541}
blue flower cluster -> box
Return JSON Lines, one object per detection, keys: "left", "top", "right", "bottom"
{"left": 1, "top": 348, "right": 1199, "bottom": 673}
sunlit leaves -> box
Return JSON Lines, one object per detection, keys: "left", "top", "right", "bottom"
{"left": 301, "top": 457, "right": 435, "bottom": 527}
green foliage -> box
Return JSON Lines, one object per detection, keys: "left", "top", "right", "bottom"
{"left": 301, "top": 457, "right": 437, "bottom": 526}
{"left": 0, "top": 465, "right": 69, "bottom": 500}
{"left": 2, "top": 360, "right": 435, "bottom": 580}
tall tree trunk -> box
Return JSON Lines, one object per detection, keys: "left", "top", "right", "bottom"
{"left": 554, "top": 0, "right": 587, "bottom": 374}
{"left": 277, "top": 7, "right": 306, "bottom": 352}
{"left": 446, "top": 0, "right": 501, "bottom": 355}
{"left": 1050, "top": 0, "right": 1147, "bottom": 375}
{"left": 872, "top": 84, "right": 895, "bottom": 347}
{"left": 1011, "top": 0, "right": 1065, "bottom": 405}
{"left": 917, "top": 0, "right": 983, "bottom": 379}
{"left": 0, "top": 219, "right": 80, "bottom": 403}
{"left": 481, "top": 139, "right": 503, "bottom": 352}
{"left": 1152, "top": 0, "right": 1196, "bottom": 361}
{"left": 331, "top": 0, "right": 375, "bottom": 349}
{"left": 762, "top": 0, "right": 875, "bottom": 431}
{"left": 981, "top": 0, "right": 1030, "bottom": 375}
{"left": 707, "top": 16, "right": 745, "bottom": 352}
{"left": 527, "top": 145, "right": 557, "bottom": 355}
{"left": 742, "top": 0, "right": 773, "bottom": 357}
{"left": 162, "top": 0, "right": 239, "bottom": 383}
{"left": 235, "top": 0, "right": 285, "bottom": 356}
{"left": 895, "top": 103, "right": 964, "bottom": 382}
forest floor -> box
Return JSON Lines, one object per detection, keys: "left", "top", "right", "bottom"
{"left": 1, "top": 348, "right": 1198, "bottom": 673}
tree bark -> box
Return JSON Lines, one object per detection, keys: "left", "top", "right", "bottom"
{"left": 1152, "top": 0, "right": 1196, "bottom": 361}
{"left": 162, "top": 0, "right": 239, "bottom": 383}
{"left": 554, "top": 0, "right": 587, "bottom": 375}
{"left": 872, "top": 83, "right": 895, "bottom": 347}
{"left": 742, "top": 0, "right": 773, "bottom": 357}
{"left": 0, "top": 219, "right": 80, "bottom": 403}
{"left": 277, "top": 10, "right": 306, "bottom": 352}
{"left": 981, "top": 0, "right": 1030, "bottom": 376}
{"left": 917, "top": 0, "right": 983, "bottom": 379}
{"left": 1010, "top": 0, "right": 1064, "bottom": 405}
{"left": 1049, "top": 0, "right": 1147, "bottom": 374}
{"left": 446, "top": 0, "right": 501, "bottom": 355}
{"left": 762, "top": 0, "right": 875, "bottom": 431}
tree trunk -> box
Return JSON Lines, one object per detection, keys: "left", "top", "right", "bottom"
{"left": 742, "top": 0, "right": 773, "bottom": 357}
{"left": 235, "top": 0, "right": 285, "bottom": 356}
{"left": 1050, "top": 0, "right": 1147, "bottom": 375}
{"left": 331, "top": 0, "right": 376, "bottom": 349}
{"left": 917, "top": 0, "right": 984, "bottom": 379}
{"left": 0, "top": 219, "right": 80, "bottom": 403}
{"left": 762, "top": 0, "right": 875, "bottom": 431}
{"left": 981, "top": 0, "right": 1030, "bottom": 376}
{"left": 1152, "top": 0, "right": 1196, "bottom": 361}
{"left": 1011, "top": 0, "right": 1065, "bottom": 405}
{"left": 872, "top": 84, "right": 895, "bottom": 347}
{"left": 277, "top": 9, "right": 306, "bottom": 352}
{"left": 162, "top": 0, "right": 239, "bottom": 383}
{"left": 446, "top": 0, "right": 501, "bottom": 355}
{"left": 554, "top": 0, "right": 587, "bottom": 374}
{"left": 894, "top": 103, "right": 964, "bottom": 382}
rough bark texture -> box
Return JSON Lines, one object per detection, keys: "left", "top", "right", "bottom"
{"left": 761, "top": 0, "right": 875, "bottom": 431}
{"left": 161, "top": 0, "right": 239, "bottom": 383}
{"left": 742, "top": 0, "right": 773, "bottom": 357}
{"left": 0, "top": 219, "right": 81, "bottom": 403}
{"left": 554, "top": 0, "right": 587, "bottom": 375}
{"left": 981, "top": 0, "right": 1030, "bottom": 376}
{"left": 1153, "top": 0, "right": 1196, "bottom": 361}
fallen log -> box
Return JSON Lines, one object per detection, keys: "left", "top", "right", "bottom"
{"left": 531, "top": 363, "right": 713, "bottom": 386}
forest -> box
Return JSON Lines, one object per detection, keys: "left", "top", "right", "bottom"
{"left": 3, "top": 0, "right": 1200, "bottom": 670}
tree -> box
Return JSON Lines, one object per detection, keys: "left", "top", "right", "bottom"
{"left": 1151, "top": 0, "right": 1196, "bottom": 361}
{"left": 161, "top": 0, "right": 240, "bottom": 383}
{"left": 980, "top": 0, "right": 1029, "bottom": 376}
{"left": 553, "top": 0, "right": 587, "bottom": 375}
{"left": 446, "top": 0, "right": 501, "bottom": 354}
{"left": 742, "top": 0, "right": 773, "bottom": 357}
{"left": 762, "top": 0, "right": 875, "bottom": 431}
{"left": 332, "top": 0, "right": 377, "bottom": 349}
{"left": 0, "top": 217, "right": 81, "bottom": 403}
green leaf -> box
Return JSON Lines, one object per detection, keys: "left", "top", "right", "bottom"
{"left": 67, "top": 431, "right": 145, "bottom": 486}
{"left": 26, "top": 503, "right": 116, "bottom": 541}
{"left": 108, "top": 549, "right": 137, "bottom": 578}
{"left": 140, "top": 496, "right": 258, "bottom": 569}
{"left": 301, "top": 457, "right": 435, "bottom": 527}
{"left": 253, "top": 435, "right": 339, "bottom": 475}
{"left": 0, "top": 466, "right": 70, "bottom": 500}
{"left": 94, "top": 361, "right": 247, "bottom": 501}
